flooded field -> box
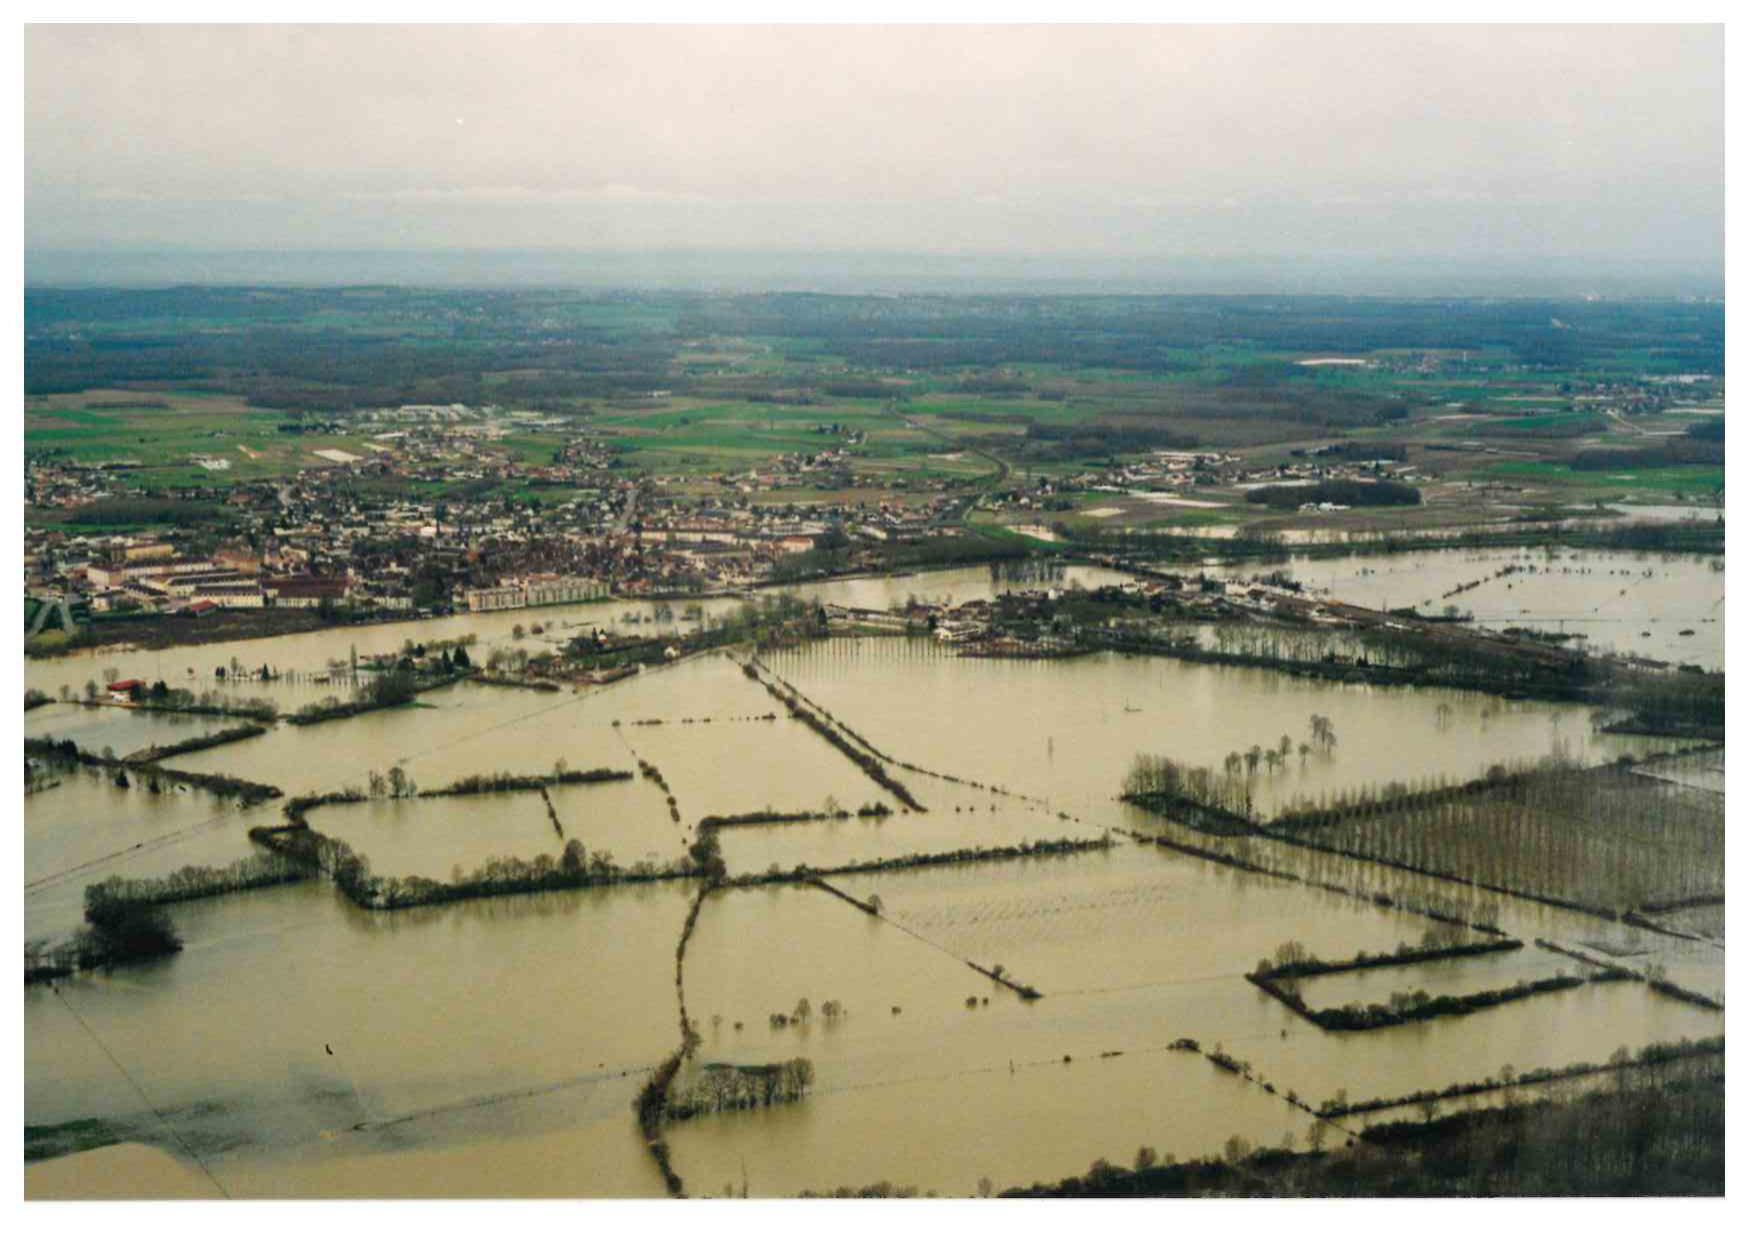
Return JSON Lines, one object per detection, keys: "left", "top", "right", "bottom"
{"left": 1634, "top": 748, "right": 1726, "bottom": 795}
{"left": 546, "top": 775, "right": 691, "bottom": 868}
{"left": 1237, "top": 546, "right": 1725, "bottom": 669}
{"left": 26, "top": 878, "right": 694, "bottom": 1197}
{"left": 22, "top": 591, "right": 1725, "bottom": 1198}
{"left": 26, "top": 701, "right": 236, "bottom": 759}
{"left": 714, "top": 771, "right": 1099, "bottom": 877}
{"left": 309, "top": 794, "right": 568, "bottom": 882}
{"left": 665, "top": 1043, "right": 1307, "bottom": 1197}
{"left": 765, "top": 640, "right": 1639, "bottom": 817}
{"left": 25, "top": 770, "right": 278, "bottom": 942}
{"left": 1239, "top": 977, "right": 1722, "bottom": 1114}
{"left": 166, "top": 678, "right": 623, "bottom": 799}
{"left": 674, "top": 873, "right": 1315, "bottom": 1195}
{"left": 828, "top": 846, "right": 1431, "bottom": 999}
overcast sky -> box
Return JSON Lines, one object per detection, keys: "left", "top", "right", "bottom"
{"left": 24, "top": 24, "right": 1724, "bottom": 275}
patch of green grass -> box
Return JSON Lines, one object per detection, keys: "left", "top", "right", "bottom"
{"left": 1468, "top": 459, "right": 1724, "bottom": 494}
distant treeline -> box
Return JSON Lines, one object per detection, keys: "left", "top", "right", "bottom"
{"left": 124, "top": 723, "right": 267, "bottom": 764}
{"left": 52, "top": 497, "right": 232, "bottom": 527}
{"left": 679, "top": 294, "right": 1723, "bottom": 376}
{"left": 697, "top": 804, "right": 890, "bottom": 830}
{"left": 768, "top": 531, "right": 1029, "bottom": 584}
{"left": 420, "top": 767, "right": 633, "bottom": 797}
{"left": 1569, "top": 437, "right": 1724, "bottom": 471}
{"left": 25, "top": 735, "right": 282, "bottom": 804}
{"left": 250, "top": 819, "right": 703, "bottom": 910}
{"left": 25, "top": 289, "right": 1722, "bottom": 421}
{"left": 1319, "top": 1034, "right": 1723, "bottom": 1120}
{"left": 731, "top": 835, "right": 1113, "bottom": 886}
{"left": 1072, "top": 517, "right": 1722, "bottom": 564}
{"left": 78, "top": 855, "right": 313, "bottom": 910}
{"left": 1246, "top": 479, "right": 1421, "bottom": 509}
{"left": 1022, "top": 419, "right": 1198, "bottom": 459}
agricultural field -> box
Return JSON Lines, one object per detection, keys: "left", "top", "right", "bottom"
{"left": 25, "top": 389, "right": 387, "bottom": 493}
{"left": 25, "top": 290, "right": 1725, "bottom": 506}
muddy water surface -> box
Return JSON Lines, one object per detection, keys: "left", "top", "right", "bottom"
{"left": 1245, "top": 547, "right": 1725, "bottom": 669}
{"left": 22, "top": 590, "right": 1725, "bottom": 1198}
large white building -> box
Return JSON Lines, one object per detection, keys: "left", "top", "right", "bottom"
{"left": 524, "top": 575, "right": 607, "bottom": 608}
{"left": 465, "top": 575, "right": 606, "bottom": 612}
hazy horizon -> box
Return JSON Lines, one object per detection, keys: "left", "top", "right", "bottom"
{"left": 26, "top": 24, "right": 1723, "bottom": 292}
{"left": 21, "top": 247, "right": 1724, "bottom": 298}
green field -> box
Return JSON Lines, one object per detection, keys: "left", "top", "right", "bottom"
{"left": 1465, "top": 458, "right": 1725, "bottom": 497}
{"left": 25, "top": 391, "right": 383, "bottom": 487}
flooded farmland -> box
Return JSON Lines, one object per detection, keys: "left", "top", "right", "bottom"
{"left": 26, "top": 878, "right": 693, "bottom": 1197}
{"left": 22, "top": 567, "right": 1725, "bottom": 1198}
{"left": 1233, "top": 546, "right": 1725, "bottom": 669}
{"left": 763, "top": 639, "right": 1640, "bottom": 816}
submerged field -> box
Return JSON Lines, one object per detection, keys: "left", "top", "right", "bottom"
{"left": 762, "top": 639, "right": 1640, "bottom": 816}
{"left": 22, "top": 613, "right": 1726, "bottom": 1198}
{"left": 1244, "top": 545, "right": 1725, "bottom": 669}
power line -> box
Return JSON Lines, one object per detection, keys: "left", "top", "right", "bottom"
{"left": 51, "top": 985, "right": 232, "bottom": 1199}
{"left": 26, "top": 803, "right": 249, "bottom": 895}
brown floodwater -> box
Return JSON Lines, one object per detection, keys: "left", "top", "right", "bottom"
{"left": 714, "top": 771, "right": 1101, "bottom": 877}
{"left": 26, "top": 700, "right": 233, "bottom": 759}
{"left": 25, "top": 878, "right": 693, "bottom": 1197}
{"left": 765, "top": 639, "right": 1639, "bottom": 817}
{"left": 309, "top": 793, "right": 567, "bottom": 882}
{"left": 25, "top": 769, "right": 278, "bottom": 942}
{"left": 665, "top": 1045, "right": 1311, "bottom": 1197}
{"left": 22, "top": 604, "right": 1724, "bottom": 1198}
{"left": 674, "top": 877, "right": 1314, "bottom": 1196}
{"left": 25, "top": 1142, "right": 223, "bottom": 1200}
{"left": 545, "top": 774, "right": 691, "bottom": 868}
{"left": 1230, "top": 546, "right": 1725, "bottom": 670}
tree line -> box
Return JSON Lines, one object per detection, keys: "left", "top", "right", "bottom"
{"left": 1278, "top": 758, "right": 1722, "bottom": 917}
{"left": 1246, "top": 479, "right": 1422, "bottom": 510}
